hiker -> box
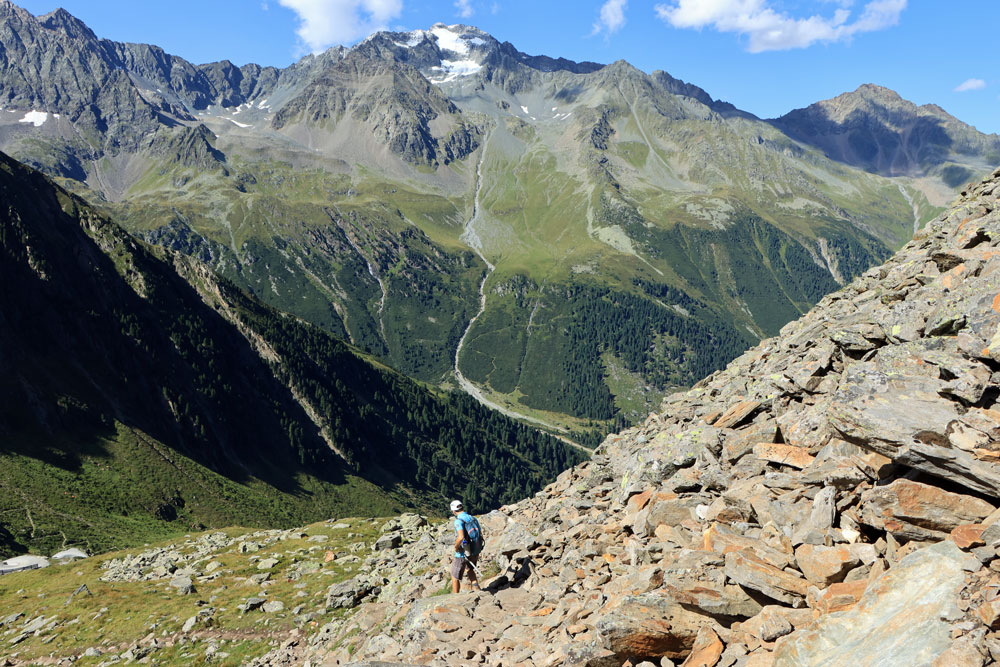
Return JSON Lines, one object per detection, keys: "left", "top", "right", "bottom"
{"left": 450, "top": 500, "right": 484, "bottom": 593}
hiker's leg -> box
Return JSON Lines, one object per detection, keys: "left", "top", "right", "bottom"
{"left": 450, "top": 558, "right": 464, "bottom": 593}
{"left": 469, "top": 555, "right": 482, "bottom": 591}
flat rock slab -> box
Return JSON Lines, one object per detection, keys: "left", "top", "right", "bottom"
{"left": 859, "top": 478, "right": 995, "bottom": 542}
{"left": 724, "top": 550, "right": 809, "bottom": 605}
{"left": 773, "top": 541, "right": 966, "bottom": 666}
{"left": 754, "top": 443, "right": 815, "bottom": 469}
{"left": 828, "top": 341, "right": 1000, "bottom": 497}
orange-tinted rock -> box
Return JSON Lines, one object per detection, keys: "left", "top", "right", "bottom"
{"left": 950, "top": 524, "right": 986, "bottom": 549}
{"left": 681, "top": 626, "right": 725, "bottom": 667}
{"left": 753, "top": 443, "right": 815, "bottom": 469}
{"left": 724, "top": 550, "right": 810, "bottom": 605}
{"left": 975, "top": 599, "right": 1000, "bottom": 628}
{"left": 595, "top": 594, "right": 716, "bottom": 660}
{"left": 715, "top": 400, "right": 761, "bottom": 429}
{"left": 809, "top": 579, "right": 868, "bottom": 616}
{"left": 794, "top": 544, "right": 865, "bottom": 586}
{"left": 859, "top": 478, "right": 996, "bottom": 542}
{"left": 627, "top": 489, "right": 654, "bottom": 512}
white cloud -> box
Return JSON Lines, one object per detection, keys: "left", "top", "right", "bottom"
{"left": 455, "top": 0, "right": 474, "bottom": 18}
{"left": 954, "top": 78, "right": 986, "bottom": 93}
{"left": 278, "top": 0, "right": 404, "bottom": 51}
{"left": 593, "top": 0, "right": 628, "bottom": 36}
{"left": 654, "top": 0, "right": 906, "bottom": 52}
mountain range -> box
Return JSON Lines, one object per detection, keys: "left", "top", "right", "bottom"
{"left": 0, "top": 1, "right": 997, "bottom": 441}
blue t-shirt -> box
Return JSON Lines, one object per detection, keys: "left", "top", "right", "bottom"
{"left": 454, "top": 512, "right": 475, "bottom": 557}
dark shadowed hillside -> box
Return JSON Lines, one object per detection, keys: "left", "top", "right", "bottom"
{"left": 0, "top": 152, "right": 582, "bottom": 558}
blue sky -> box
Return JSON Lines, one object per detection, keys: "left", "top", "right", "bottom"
{"left": 17, "top": 0, "right": 1000, "bottom": 134}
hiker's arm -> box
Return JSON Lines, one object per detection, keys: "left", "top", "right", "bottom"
{"left": 454, "top": 530, "right": 466, "bottom": 552}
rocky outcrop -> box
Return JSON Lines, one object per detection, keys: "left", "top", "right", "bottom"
{"left": 249, "top": 166, "right": 1000, "bottom": 666}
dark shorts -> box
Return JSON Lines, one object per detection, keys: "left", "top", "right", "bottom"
{"left": 451, "top": 554, "right": 478, "bottom": 580}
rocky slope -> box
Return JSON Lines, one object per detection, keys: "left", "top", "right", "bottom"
{"left": 217, "top": 165, "right": 1000, "bottom": 666}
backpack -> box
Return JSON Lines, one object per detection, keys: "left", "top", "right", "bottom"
{"left": 461, "top": 515, "right": 486, "bottom": 556}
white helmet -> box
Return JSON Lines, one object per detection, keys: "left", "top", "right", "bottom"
{"left": 450, "top": 500, "right": 463, "bottom": 512}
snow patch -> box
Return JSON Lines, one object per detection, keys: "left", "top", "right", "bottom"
{"left": 395, "top": 30, "right": 426, "bottom": 48}
{"left": 520, "top": 105, "right": 529, "bottom": 114}
{"left": 429, "top": 58, "right": 482, "bottom": 83}
{"left": 430, "top": 25, "right": 469, "bottom": 54}
{"left": 227, "top": 119, "right": 251, "bottom": 128}
{"left": 18, "top": 111, "right": 48, "bottom": 127}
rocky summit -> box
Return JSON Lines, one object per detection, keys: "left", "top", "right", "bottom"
{"left": 221, "top": 165, "right": 1000, "bottom": 666}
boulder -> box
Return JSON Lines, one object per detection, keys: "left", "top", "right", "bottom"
{"left": 374, "top": 533, "right": 402, "bottom": 551}
{"left": 773, "top": 541, "right": 967, "bottom": 666}
{"left": 681, "top": 626, "right": 725, "bottom": 667}
{"left": 794, "top": 544, "right": 868, "bottom": 586}
{"left": 595, "top": 594, "right": 717, "bottom": 660}
{"left": 169, "top": 576, "right": 195, "bottom": 595}
{"left": 858, "top": 479, "right": 995, "bottom": 542}
{"left": 724, "top": 550, "right": 809, "bottom": 605}
{"left": 753, "top": 443, "right": 815, "bottom": 470}
{"left": 829, "top": 342, "right": 1000, "bottom": 497}
{"left": 494, "top": 519, "right": 539, "bottom": 556}
{"left": 791, "top": 486, "right": 837, "bottom": 545}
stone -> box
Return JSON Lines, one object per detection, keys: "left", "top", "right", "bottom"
{"left": 714, "top": 401, "right": 761, "bottom": 429}
{"left": 742, "top": 607, "right": 793, "bottom": 642}
{"left": 263, "top": 601, "right": 285, "bottom": 613}
{"left": 182, "top": 617, "right": 197, "bottom": 633}
{"left": 665, "top": 581, "right": 763, "bottom": 619}
{"left": 643, "top": 495, "right": 700, "bottom": 533}
{"left": 374, "top": 532, "right": 402, "bottom": 551}
{"left": 681, "top": 626, "right": 724, "bottom": 667}
{"left": 595, "top": 594, "right": 717, "bottom": 660}
{"left": 859, "top": 479, "right": 995, "bottom": 542}
{"left": 169, "top": 576, "right": 195, "bottom": 595}
{"left": 494, "top": 519, "right": 539, "bottom": 556}
{"left": 773, "top": 541, "right": 967, "bottom": 665}
{"left": 257, "top": 558, "right": 279, "bottom": 570}
{"left": 724, "top": 550, "right": 809, "bottom": 605}
{"left": 791, "top": 486, "right": 836, "bottom": 546}
{"left": 975, "top": 599, "right": 1000, "bottom": 628}
{"left": 809, "top": 579, "right": 868, "bottom": 616}
{"left": 794, "top": 544, "right": 863, "bottom": 586}
{"left": 828, "top": 341, "right": 1000, "bottom": 498}
{"left": 753, "top": 443, "right": 815, "bottom": 470}
{"left": 239, "top": 598, "right": 266, "bottom": 614}
{"left": 950, "top": 524, "right": 986, "bottom": 549}
{"left": 931, "top": 635, "right": 986, "bottom": 667}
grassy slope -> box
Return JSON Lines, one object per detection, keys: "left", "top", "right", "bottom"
{"left": 0, "top": 518, "right": 388, "bottom": 665}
